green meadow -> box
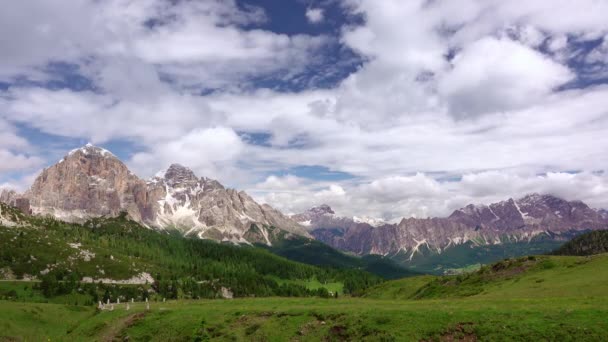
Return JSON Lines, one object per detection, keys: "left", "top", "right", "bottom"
{"left": 1, "top": 254, "right": 607, "bottom": 341}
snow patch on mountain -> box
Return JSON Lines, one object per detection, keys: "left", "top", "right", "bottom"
{"left": 353, "top": 216, "right": 386, "bottom": 227}
{"left": 68, "top": 143, "right": 115, "bottom": 158}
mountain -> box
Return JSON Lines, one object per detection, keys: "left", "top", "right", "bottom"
{"left": 552, "top": 230, "right": 608, "bottom": 256}
{"left": 297, "top": 195, "right": 608, "bottom": 273}
{"left": 292, "top": 204, "right": 387, "bottom": 230}
{"left": 146, "top": 163, "right": 307, "bottom": 242}
{"left": 2, "top": 144, "right": 308, "bottom": 245}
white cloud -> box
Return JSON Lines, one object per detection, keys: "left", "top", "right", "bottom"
{"left": 0, "top": 171, "right": 41, "bottom": 192}
{"left": 253, "top": 171, "right": 608, "bottom": 221}
{"left": 0, "top": 120, "right": 43, "bottom": 174}
{"left": 129, "top": 127, "right": 245, "bottom": 180}
{"left": 0, "top": 87, "right": 215, "bottom": 144}
{"left": 0, "top": 0, "right": 327, "bottom": 89}
{"left": 1, "top": 0, "right": 608, "bottom": 221}
{"left": 439, "top": 37, "right": 574, "bottom": 117}
{"left": 306, "top": 8, "right": 324, "bottom": 23}
{"left": 0, "top": 150, "right": 43, "bottom": 173}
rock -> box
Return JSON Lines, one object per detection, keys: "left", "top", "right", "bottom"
{"left": 220, "top": 287, "right": 233, "bottom": 299}
{"left": 26, "top": 144, "right": 148, "bottom": 222}
{"left": 0, "top": 189, "right": 31, "bottom": 214}
{"left": 145, "top": 163, "right": 309, "bottom": 243}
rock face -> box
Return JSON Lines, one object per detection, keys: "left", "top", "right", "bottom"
{"left": 299, "top": 194, "right": 608, "bottom": 258}
{"left": 147, "top": 163, "right": 309, "bottom": 243}
{"left": 2, "top": 144, "right": 308, "bottom": 244}
{"left": 26, "top": 144, "right": 150, "bottom": 222}
{"left": 0, "top": 189, "right": 31, "bottom": 215}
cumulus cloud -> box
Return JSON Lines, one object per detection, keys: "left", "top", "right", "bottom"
{"left": 129, "top": 127, "right": 245, "bottom": 180}
{"left": 1, "top": 0, "right": 608, "bottom": 220}
{"left": 439, "top": 37, "right": 574, "bottom": 117}
{"left": 306, "top": 8, "right": 324, "bottom": 23}
{"left": 253, "top": 171, "right": 608, "bottom": 221}
{"left": 0, "top": 87, "right": 214, "bottom": 144}
{"left": 0, "top": 150, "right": 43, "bottom": 173}
{"left": 0, "top": 0, "right": 328, "bottom": 88}
{"left": 0, "top": 120, "right": 43, "bottom": 174}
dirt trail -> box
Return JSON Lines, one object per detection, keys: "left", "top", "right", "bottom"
{"left": 100, "top": 312, "right": 147, "bottom": 342}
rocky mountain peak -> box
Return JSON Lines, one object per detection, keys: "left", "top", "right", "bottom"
{"left": 517, "top": 193, "right": 558, "bottom": 206}
{"left": 11, "top": 145, "right": 309, "bottom": 245}
{"left": 163, "top": 164, "right": 199, "bottom": 187}
{"left": 309, "top": 204, "right": 335, "bottom": 215}
{"left": 64, "top": 143, "right": 117, "bottom": 160}
{"left": 27, "top": 143, "right": 147, "bottom": 223}
{"left": 311, "top": 193, "right": 608, "bottom": 260}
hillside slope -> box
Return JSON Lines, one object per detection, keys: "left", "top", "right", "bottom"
{"left": 552, "top": 230, "right": 608, "bottom": 256}
{"left": 259, "top": 236, "right": 419, "bottom": 279}
{"left": 0, "top": 203, "right": 380, "bottom": 299}
{"left": 364, "top": 254, "right": 608, "bottom": 300}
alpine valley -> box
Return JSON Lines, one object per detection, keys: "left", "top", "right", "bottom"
{"left": 0, "top": 149, "right": 606, "bottom": 341}
{"left": 2, "top": 144, "right": 607, "bottom": 276}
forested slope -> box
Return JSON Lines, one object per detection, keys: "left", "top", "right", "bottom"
{"left": 0, "top": 203, "right": 382, "bottom": 301}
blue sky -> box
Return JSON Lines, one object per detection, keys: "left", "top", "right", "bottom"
{"left": 1, "top": 0, "right": 608, "bottom": 219}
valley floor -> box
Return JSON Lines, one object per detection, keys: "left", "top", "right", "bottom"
{"left": 1, "top": 296, "right": 607, "bottom": 341}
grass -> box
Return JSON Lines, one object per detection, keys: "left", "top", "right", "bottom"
{"left": 1, "top": 296, "right": 607, "bottom": 341}
{"left": 365, "top": 254, "right": 608, "bottom": 301}
{"left": 1, "top": 254, "right": 607, "bottom": 341}
{"left": 363, "top": 275, "right": 437, "bottom": 300}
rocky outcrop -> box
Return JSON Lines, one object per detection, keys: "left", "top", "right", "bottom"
{"left": 301, "top": 195, "right": 608, "bottom": 258}
{"left": 26, "top": 144, "right": 150, "bottom": 222}
{"left": 0, "top": 189, "right": 31, "bottom": 215}
{"left": 2, "top": 144, "right": 308, "bottom": 245}
{"left": 147, "top": 163, "right": 309, "bottom": 243}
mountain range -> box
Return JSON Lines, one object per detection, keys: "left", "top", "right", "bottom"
{"left": 1, "top": 144, "right": 607, "bottom": 273}
{"left": 1, "top": 144, "right": 308, "bottom": 245}
{"left": 293, "top": 195, "right": 608, "bottom": 272}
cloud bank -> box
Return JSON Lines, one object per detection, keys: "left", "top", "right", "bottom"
{"left": 1, "top": 0, "right": 608, "bottom": 219}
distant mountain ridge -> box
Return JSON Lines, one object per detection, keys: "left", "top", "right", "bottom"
{"left": 296, "top": 194, "right": 608, "bottom": 261}
{"left": 0, "top": 144, "right": 308, "bottom": 245}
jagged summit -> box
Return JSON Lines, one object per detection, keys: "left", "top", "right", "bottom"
{"left": 301, "top": 193, "right": 608, "bottom": 259}
{"left": 309, "top": 204, "right": 335, "bottom": 215}
{"left": 4, "top": 145, "right": 309, "bottom": 245}
{"left": 66, "top": 143, "right": 116, "bottom": 158}
{"left": 163, "top": 163, "right": 199, "bottom": 187}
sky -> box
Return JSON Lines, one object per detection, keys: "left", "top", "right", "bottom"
{"left": 1, "top": 0, "right": 608, "bottom": 221}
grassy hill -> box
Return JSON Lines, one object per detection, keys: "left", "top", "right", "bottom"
{"left": 364, "top": 254, "right": 608, "bottom": 300}
{"left": 552, "top": 230, "right": 608, "bottom": 256}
